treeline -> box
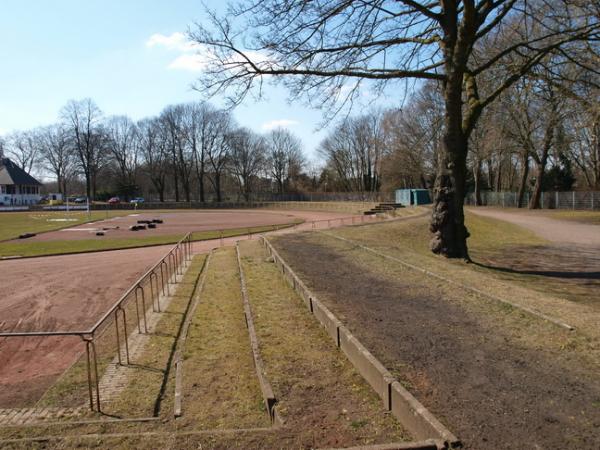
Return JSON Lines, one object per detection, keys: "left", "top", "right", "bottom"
{"left": 318, "top": 61, "right": 598, "bottom": 209}
{"left": 0, "top": 99, "right": 313, "bottom": 202}
{"left": 2, "top": 65, "right": 598, "bottom": 208}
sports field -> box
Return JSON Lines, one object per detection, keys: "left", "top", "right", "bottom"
{"left": 0, "top": 208, "right": 360, "bottom": 410}
{"left": 1, "top": 205, "right": 598, "bottom": 449}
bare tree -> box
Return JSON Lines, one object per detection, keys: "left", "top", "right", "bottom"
{"left": 319, "top": 113, "right": 384, "bottom": 193}
{"left": 60, "top": 99, "right": 106, "bottom": 200}
{"left": 160, "top": 105, "right": 192, "bottom": 202}
{"left": 182, "top": 102, "right": 225, "bottom": 202}
{"left": 266, "top": 128, "right": 305, "bottom": 194}
{"left": 6, "top": 130, "right": 38, "bottom": 174}
{"left": 205, "top": 110, "right": 233, "bottom": 202}
{"left": 227, "top": 127, "right": 266, "bottom": 201}
{"left": 190, "top": 0, "right": 599, "bottom": 259}
{"left": 381, "top": 86, "right": 443, "bottom": 191}
{"left": 106, "top": 116, "right": 140, "bottom": 199}
{"left": 37, "top": 124, "right": 74, "bottom": 194}
{"left": 138, "top": 118, "right": 170, "bottom": 202}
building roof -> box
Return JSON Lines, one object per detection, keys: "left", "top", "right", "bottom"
{"left": 0, "top": 158, "right": 42, "bottom": 186}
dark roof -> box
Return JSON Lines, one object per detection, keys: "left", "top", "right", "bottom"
{"left": 0, "top": 158, "right": 42, "bottom": 186}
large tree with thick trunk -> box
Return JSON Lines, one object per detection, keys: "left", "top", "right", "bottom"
{"left": 190, "top": 0, "right": 598, "bottom": 259}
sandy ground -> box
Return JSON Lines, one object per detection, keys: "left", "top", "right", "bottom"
{"left": 0, "top": 245, "right": 171, "bottom": 407}
{"left": 0, "top": 209, "right": 359, "bottom": 408}
{"left": 16, "top": 210, "right": 299, "bottom": 242}
{"left": 468, "top": 207, "right": 600, "bottom": 245}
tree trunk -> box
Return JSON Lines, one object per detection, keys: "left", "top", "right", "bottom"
{"left": 199, "top": 161, "right": 205, "bottom": 202}
{"left": 85, "top": 172, "right": 91, "bottom": 200}
{"left": 215, "top": 172, "right": 222, "bottom": 202}
{"left": 57, "top": 174, "right": 64, "bottom": 195}
{"left": 473, "top": 159, "right": 482, "bottom": 206}
{"left": 173, "top": 169, "right": 180, "bottom": 202}
{"left": 495, "top": 162, "right": 502, "bottom": 192}
{"left": 517, "top": 151, "right": 529, "bottom": 208}
{"left": 528, "top": 156, "right": 548, "bottom": 209}
{"left": 430, "top": 128, "right": 470, "bottom": 259}
{"left": 529, "top": 166, "right": 543, "bottom": 209}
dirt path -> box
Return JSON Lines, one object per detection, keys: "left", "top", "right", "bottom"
{"left": 273, "top": 233, "right": 600, "bottom": 450}
{"left": 468, "top": 207, "right": 600, "bottom": 245}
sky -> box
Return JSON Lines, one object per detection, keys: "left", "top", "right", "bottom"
{"left": 0, "top": 0, "right": 395, "bottom": 161}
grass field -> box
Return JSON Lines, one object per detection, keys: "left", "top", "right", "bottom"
{"left": 0, "top": 223, "right": 297, "bottom": 258}
{"left": 0, "top": 210, "right": 134, "bottom": 241}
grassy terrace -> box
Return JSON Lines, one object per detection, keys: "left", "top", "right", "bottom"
{"left": 318, "top": 211, "right": 600, "bottom": 342}
{"left": 0, "top": 244, "right": 410, "bottom": 448}
{"left": 270, "top": 218, "right": 600, "bottom": 449}
{"left": 237, "top": 240, "right": 408, "bottom": 445}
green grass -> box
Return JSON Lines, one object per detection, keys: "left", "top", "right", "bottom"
{"left": 0, "top": 210, "right": 134, "bottom": 241}
{"left": 238, "top": 240, "right": 409, "bottom": 444}
{"left": 327, "top": 210, "right": 600, "bottom": 332}
{"left": 0, "top": 223, "right": 298, "bottom": 258}
{"left": 178, "top": 246, "right": 268, "bottom": 429}
{"left": 337, "top": 211, "right": 545, "bottom": 259}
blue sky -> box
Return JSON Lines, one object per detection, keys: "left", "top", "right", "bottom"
{"left": 0, "top": 0, "right": 394, "bottom": 160}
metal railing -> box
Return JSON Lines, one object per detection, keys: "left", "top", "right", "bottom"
{"left": 466, "top": 191, "right": 600, "bottom": 210}
{"left": 0, "top": 233, "right": 193, "bottom": 413}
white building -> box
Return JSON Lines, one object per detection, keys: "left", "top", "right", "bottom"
{"left": 0, "top": 158, "right": 42, "bottom": 206}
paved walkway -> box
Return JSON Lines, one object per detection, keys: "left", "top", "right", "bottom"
{"left": 468, "top": 207, "right": 600, "bottom": 246}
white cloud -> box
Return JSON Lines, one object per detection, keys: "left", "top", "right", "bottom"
{"left": 146, "top": 32, "right": 214, "bottom": 73}
{"left": 261, "top": 119, "right": 300, "bottom": 131}
{"left": 147, "top": 31, "right": 273, "bottom": 73}
{"left": 168, "top": 54, "right": 209, "bottom": 72}
{"left": 146, "top": 32, "right": 199, "bottom": 52}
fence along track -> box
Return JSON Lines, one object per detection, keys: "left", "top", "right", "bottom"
{"left": 466, "top": 190, "right": 600, "bottom": 210}
{"left": 0, "top": 233, "right": 193, "bottom": 415}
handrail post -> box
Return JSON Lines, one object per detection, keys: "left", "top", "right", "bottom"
{"left": 118, "top": 306, "right": 130, "bottom": 365}
{"left": 136, "top": 285, "right": 150, "bottom": 328}
{"left": 149, "top": 272, "right": 156, "bottom": 313}
{"left": 172, "top": 248, "right": 178, "bottom": 275}
{"left": 134, "top": 288, "right": 142, "bottom": 333}
{"left": 114, "top": 310, "right": 122, "bottom": 365}
{"left": 83, "top": 336, "right": 101, "bottom": 412}
{"left": 84, "top": 338, "right": 94, "bottom": 410}
{"left": 159, "top": 261, "right": 168, "bottom": 295}
{"left": 160, "top": 260, "right": 170, "bottom": 295}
